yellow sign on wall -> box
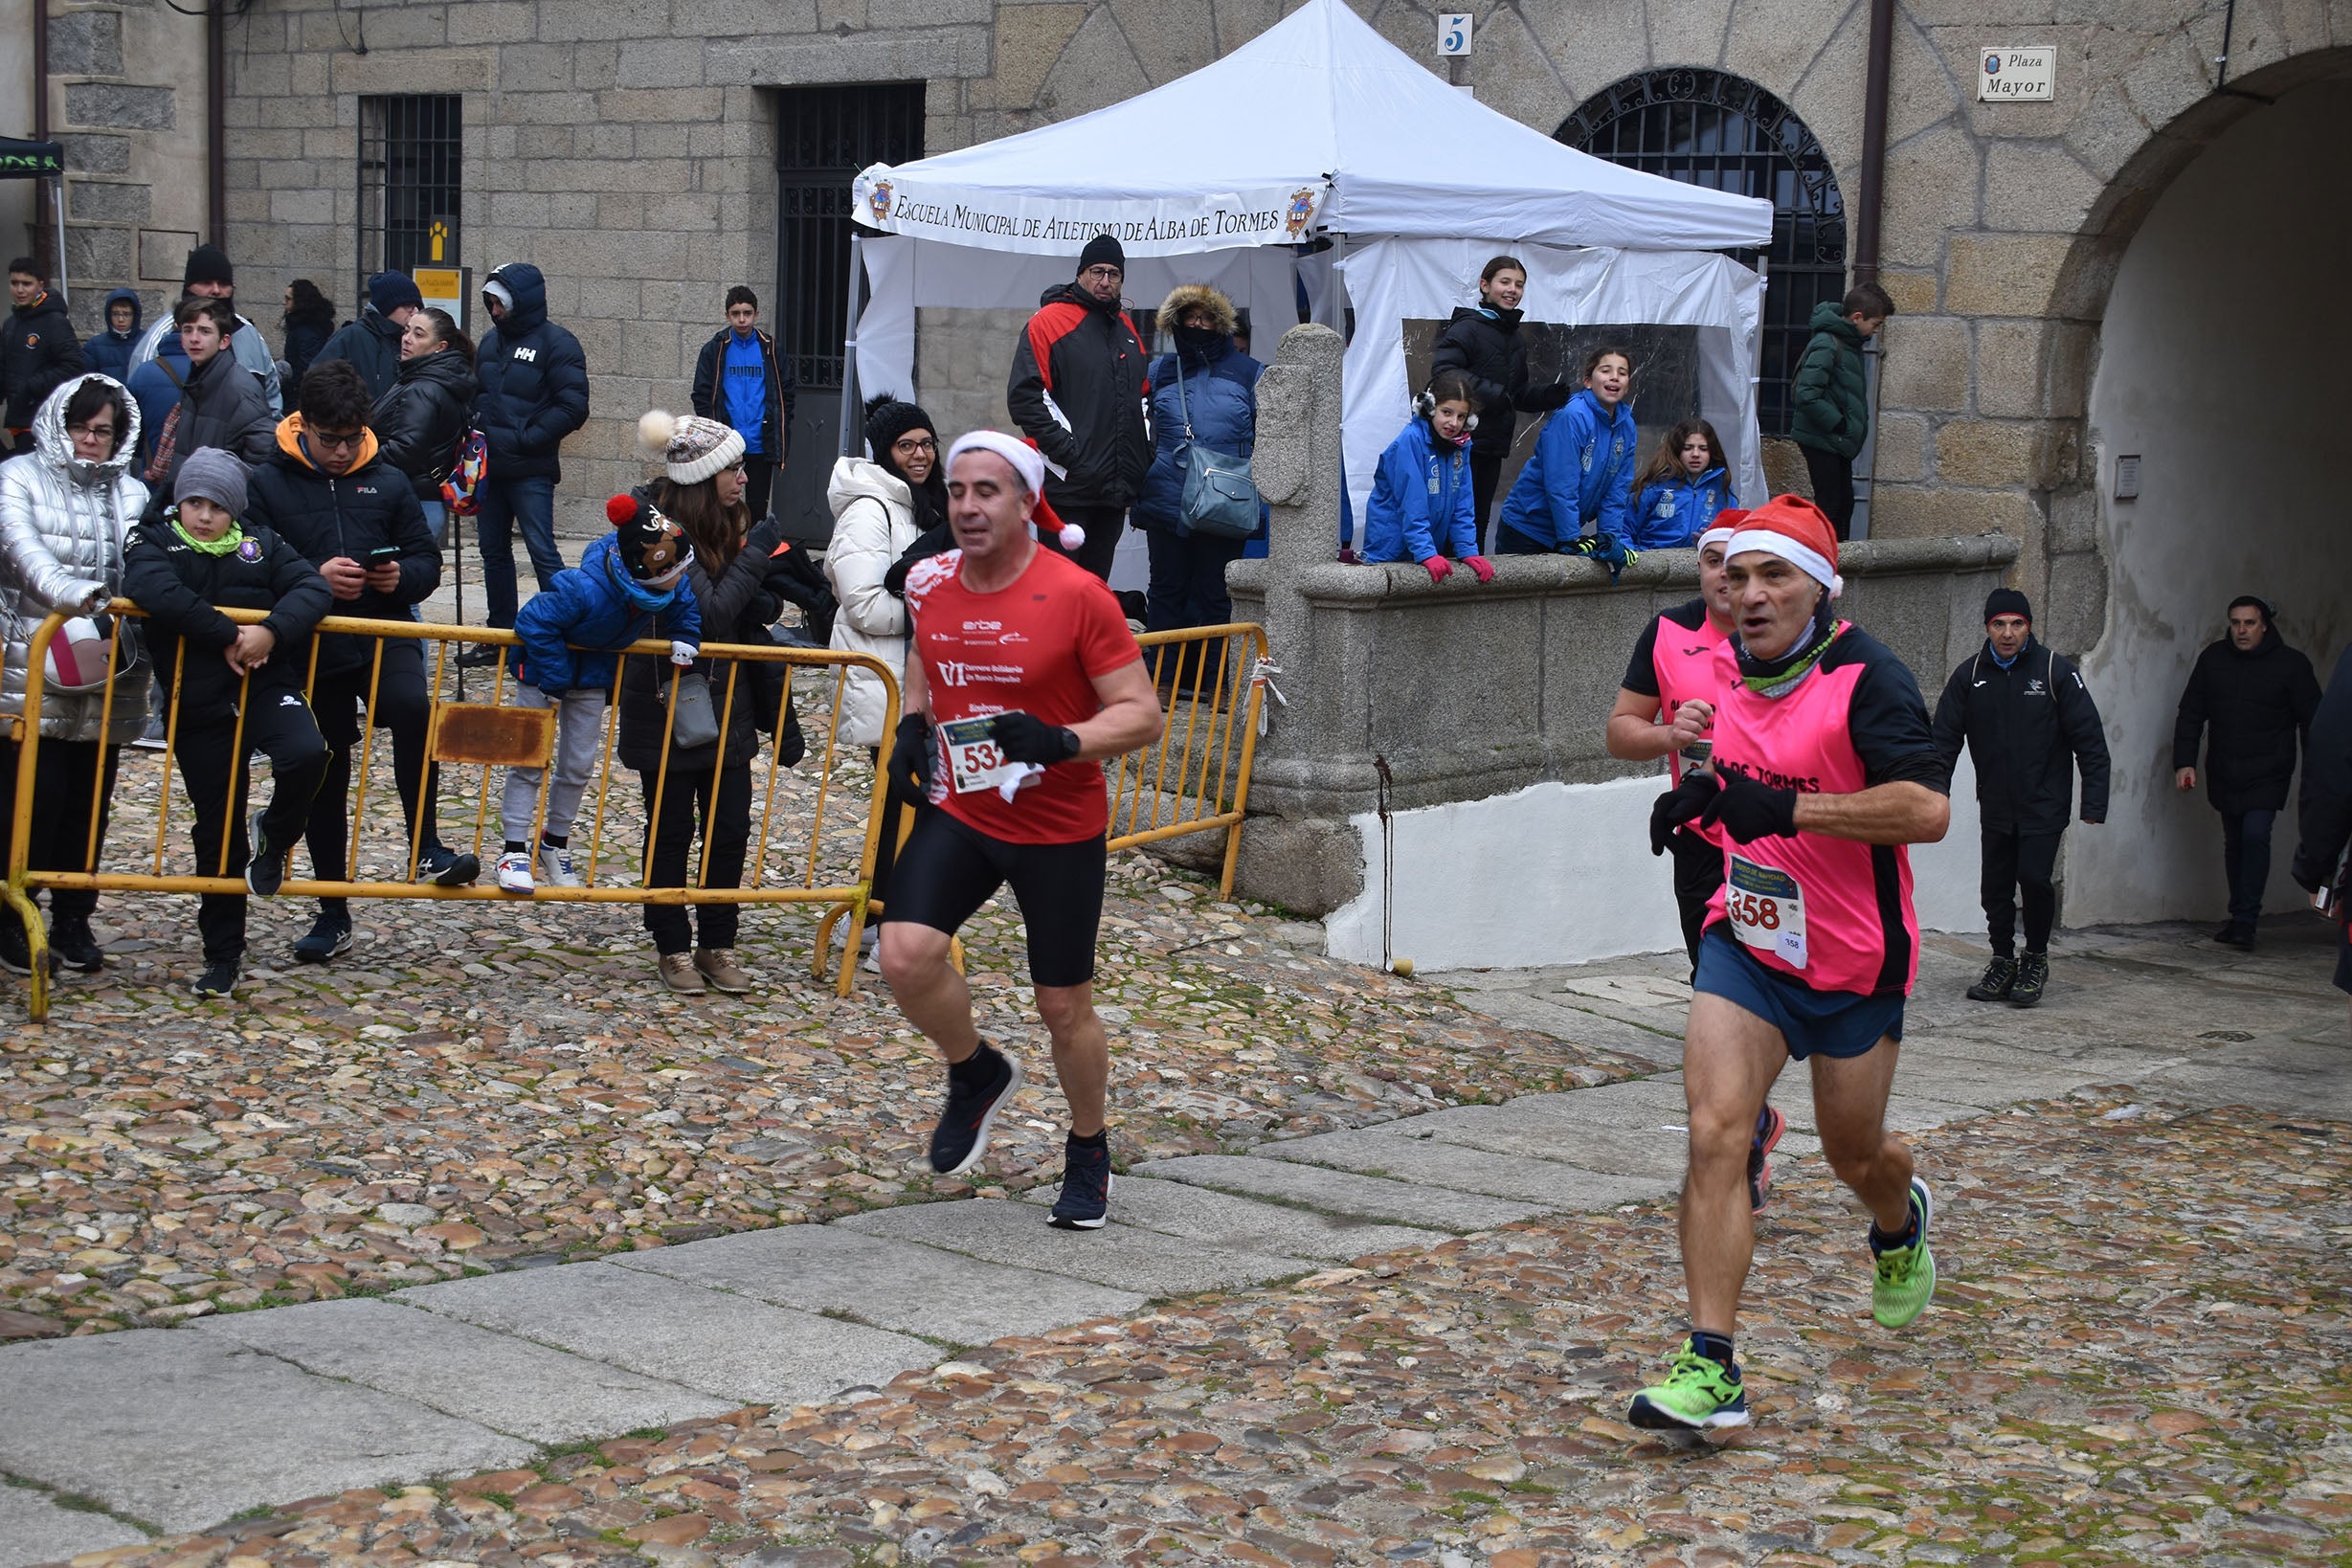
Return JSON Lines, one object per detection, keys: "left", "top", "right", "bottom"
{"left": 413, "top": 266, "right": 470, "bottom": 332}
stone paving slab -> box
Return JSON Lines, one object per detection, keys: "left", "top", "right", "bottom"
{"left": 0, "top": 1330, "right": 531, "bottom": 1534}
{"left": 0, "top": 1482, "right": 148, "bottom": 1568}
{"left": 393, "top": 1262, "right": 937, "bottom": 1407}
{"left": 1252, "top": 1129, "right": 1673, "bottom": 1209}
{"left": 1365, "top": 1104, "right": 1692, "bottom": 1179}
{"left": 841, "top": 1198, "right": 1311, "bottom": 1297}
{"left": 1497, "top": 1076, "right": 1691, "bottom": 1126}
{"left": 1019, "top": 1174, "right": 1450, "bottom": 1261}
{"left": 195, "top": 1297, "right": 734, "bottom": 1444}
{"left": 1423, "top": 984, "right": 1687, "bottom": 1066}
{"left": 1130, "top": 1154, "right": 1544, "bottom": 1232}
{"left": 610, "top": 1224, "right": 1147, "bottom": 1347}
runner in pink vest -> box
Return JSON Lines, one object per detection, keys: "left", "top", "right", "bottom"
{"left": 1607, "top": 516, "right": 1787, "bottom": 1212}
{"left": 1625, "top": 495, "right": 1951, "bottom": 1435}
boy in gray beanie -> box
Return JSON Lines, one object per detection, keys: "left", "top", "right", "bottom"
{"left": 123, "top": 447, "right": 333, "bottom": 997}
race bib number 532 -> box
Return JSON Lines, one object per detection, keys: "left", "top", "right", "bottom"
{"left": 940, "top": 716, "right": 1023, "bottom": 795}
{"left": 1727, "top": 855, "right": 1808, "bottom": 970}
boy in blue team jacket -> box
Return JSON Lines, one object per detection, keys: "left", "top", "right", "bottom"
{"left": 497, "top": 494, "right": 701, "bottom": 895}
{"left": 1496, "top": 345, "right": 1640, "bottom": 577}
{"left": 1362, "top": 372, "right": 1495, "bottom": 584}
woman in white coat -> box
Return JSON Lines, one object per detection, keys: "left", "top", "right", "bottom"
{"left": 825, "top": 394, "right": 945, "bottom": 953}
{"left": 0, "top": 373, "right": 151, "bottom": 975}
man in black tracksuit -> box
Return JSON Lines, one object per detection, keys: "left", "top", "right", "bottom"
{"left": 1932, "top": 589, "right": 2110, "bottom": 1007}
{"left": 3, "top": 258, "right": 84, "bottom": 453}
{"left": 121, "top": 448, "right": 331, "bottom": 997}
{"left": 2172, "top": 594, "right": 2322, "bottom": 948}
{"left": 243, "top": 360, "right": 473, "bottom": 966}
{"left": 1006, "top": 233, "right": 1152, "bottom": 582}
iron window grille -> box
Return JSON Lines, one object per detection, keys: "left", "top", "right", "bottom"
{"left": 773, "top": 82, "right": 925, "bottom": 392}
{"left": 1558, "top": 70, "right": 1848, "bottom": 437}
{"left": 357, "top": 95, "right": 462, "bottom": 303}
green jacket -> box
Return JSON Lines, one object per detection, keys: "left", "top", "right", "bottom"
{"left": 1789, "top": 302, "right": 1870, "bottom": 459}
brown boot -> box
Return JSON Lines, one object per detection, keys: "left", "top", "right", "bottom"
{"left": 657, "top": 952, "right": 706, "bottom": 994}
{"left": 693, "top": 948, "right": 752, "bottom": 994}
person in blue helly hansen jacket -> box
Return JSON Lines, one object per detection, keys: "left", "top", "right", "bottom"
{"left": 1361, "top": 371, "right": 1494, "bottom": 584}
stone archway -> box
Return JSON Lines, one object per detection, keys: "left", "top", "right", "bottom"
{"left": 2057, "top": 64, "right": 2352, "bottom": 927}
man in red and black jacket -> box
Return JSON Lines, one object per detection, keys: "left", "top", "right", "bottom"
{"left": 1005, "top": 234, "right": 1152, "bottom": 582}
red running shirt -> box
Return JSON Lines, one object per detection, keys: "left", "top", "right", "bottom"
{"left": 902, "top": 545, "right": 1141, "bottom": 844}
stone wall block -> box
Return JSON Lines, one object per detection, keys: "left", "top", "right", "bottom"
{"left": 676, "top": 0, "right": 822, "bottom": 34}
{"left": 1876, "top": 123, "right": 1980, "bottom": 269}
{"left": 352, "top": 3, "right": 448, "bottom": 49}
{"left": 577, "top": 123, "right": 636, "bottom": 162}
{"left": 2060, "top": 82, "right": 2155, "bottom": 186}
{"left": 268, "top": 188, "right": 335, "bottom": 226}
{"left": 1109, "top": 0, "right": 1217, "bottom": 85}
{"left": 1468, "top": 5, "right": 1574, "bottom": 135}
{"left": 498, "top": 43, "right": 576, "bottom": 91}
{"left": 1879, "top": 269, "right": 1938, "bottom": 315}
{"left": 1212, "top": 0, "right": 1286, "bottom": 53}
{"left": 709, "top": 28, "right": 990, "bottom": 85}
{"left": 594, "top": 88, "right": 728, "bottom": 124}
{"left": 966, "top": 3, "right": 1083, "bottom": 110}
{"left": 1038, "top": 8, "right": 1151, "bottom": 116}
{"left": 231, "top": 53, "right": 294, "bottom": 97}
{"left": 576, "top": 279, "right": 639, "bottom": 320}
{"left": 1716, "top": 0, "right": 1848, "bottom": 103}
{"left": 644, "top": 192, "right": 722, "bottom": 234}
{"left": 2045, "top": 482, "right": 2099, "bottom": 555}
{"left": 1944, "top": 232, "right": 2074, "bottom": 318}
{"left": 537, "top": 0, "right": 674, "bottom": 43}
{"left": 1933, "top": 418, "right": 2038, "bottom": 488}
{"left": 64, "top": 225, "right": 134, "bottom": 282}
{"left": 489, "top": 191, "right": 554, "bottom": 230}
{"left": 1761, "top": 437, "right": 1811, "bottom": 498}
{"left": 257, "top": 95, "right": 335, "bottom": 131}
{"left": 1870, "top": 412, "right": 1928, "bottom": 483}
{"left": 1875, "top": 314, "right": 1971, "bottom": 413}
{"left": 1867, "top": 482, "right": 2040, "bottom": 541}
{"left": 61, "top": 135, "right": 130, "bottom": 175}
{"left": 328, "top": 47, "right": 490, "bottom": 95}
{"left": 2121, "top": 32, "right": 2216, "bottom": 132}
{"left": 69, "top": 181, "right": 150, "bottom": 224}
{"left": 616, "top": 38, "right": 708, "bottom": 89}
{"left": 572, "top": 42, "right": 621, "bottom": 90}
{"left": 62, "top": 83, "right": 177, "bottom": 132}
{"left": 1981, "top": 141, "right": 2108, "bottom": 234}
{"left": 448, "top": 1, "right": 536, "bottom": 44}
{"left": 2042, "top": 545, "right": 2108, "bottom": 657}
{"left": 1526, "top": 0, "right": 1652, "bottom": 103}
{"left": 503, "top": 91, "right": 601, "bottom": 126}
{"left": 48, "top": 10, "right": 124, "bottom": 76}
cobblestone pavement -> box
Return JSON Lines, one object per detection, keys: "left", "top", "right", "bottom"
{"left": 11, "top": 904, "right": 2350, "bottom": 1565}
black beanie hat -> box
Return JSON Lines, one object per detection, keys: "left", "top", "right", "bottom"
{"left": 862, "top": 392, "right": 934, "bottom": 460}
{"left": 1984, "top": 588, "right": 2032, "bottom": 623}
{"left": 1078, "top": 233, "right": 1124, "bottom": 276}
{"left": 184, "top": 244, "right": 234, "bottom": 288}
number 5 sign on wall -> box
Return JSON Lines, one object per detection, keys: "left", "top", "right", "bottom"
{"left": 1437, "top": 12, "right": 1472, "bottom": 56}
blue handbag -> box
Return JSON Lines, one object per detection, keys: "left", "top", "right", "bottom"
{"left": 1172, "top": 356, "right": 1261, "bottom": 540}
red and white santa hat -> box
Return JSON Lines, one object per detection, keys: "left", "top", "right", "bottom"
{"left": 1695, "top": 510, "right": 1747, "bottom": 554}
{"left": 944, "top": 429, "right": 1085, "bottom": 552}
{"left": 1725, "top": 495, "right": 1842, "bottom": 597}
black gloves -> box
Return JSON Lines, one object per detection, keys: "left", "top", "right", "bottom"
{"left": 1529, "top": 381, "right": 1574, "bottom": 412}
{"left": 989, "top": 710, "right": 1081, "bottom": 765}
{"left": 745, "top": 515, "right": 789, "bottom": 559}
{"left": 887, "top": 712, "right": 933, "bottom": 799}
{"left": 1701, "top": 769, "right": 1801, "bottom": 843}
{"left": 1649, "top": 771, "right": 1720, "bottom": 856}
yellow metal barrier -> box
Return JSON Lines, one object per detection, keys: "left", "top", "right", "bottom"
{"left": 6, "top": 605, "right": 899, "bottom": 1019}
{"left": 7, "top": 609, "right": 1271, "bottom": 1019}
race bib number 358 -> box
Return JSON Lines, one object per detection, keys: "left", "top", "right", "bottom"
{"left": 1727, "top": 855, "right": 1808, "bottom": 970}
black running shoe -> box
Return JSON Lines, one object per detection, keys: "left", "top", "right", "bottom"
{"left": 2010, "top": 952, "right": 2049, "bottom": 1007}
{"left": 416, "top": 843, "right": 481, "bottom": 887}
{"left": 1048, "top": 1138, "right": 1113, "bottom": 1230}
{"left": 1965, "top": 954, "right": 2016, "bottom": 1001}
{"left": 0, "top": 922, "right": 59, "bottom": 976}
{"left": 2213, "top": 923, "right": 2254, "bottom": 950}
{"left": 245, "top": 810, "right": 285, "bottom": 897}
{"left": 48, "top": 916, "right": 105, "bottom": 972}
{"left": 292, "top": 909, "right": 353, "bottom": 964}
{"left": 929, "top": 1048, "right": 1023, "bottom": 1176}
{"left": 191, "top": 959, "right": 240, "bottom": 997}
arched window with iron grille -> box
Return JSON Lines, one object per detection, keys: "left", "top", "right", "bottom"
{"left": 1557, "top": 70, "right": 1847, "bottom": 438}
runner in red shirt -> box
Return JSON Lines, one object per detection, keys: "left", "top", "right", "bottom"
{"left": 1626, "top": 496, "right": 1950, "bottom": 1435}
{"left": 1606, "top": 518, "right": 1788, "bottom": 1212}
{"left": 880, "top": 430, "right": 1164, "bottom": 1230}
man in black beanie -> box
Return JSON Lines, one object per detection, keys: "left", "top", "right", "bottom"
{"left": 1005, "top": 232, "right": 1151, "bottom": 583}
{"left": 1931, "top": 588, "right": 2111, "bottom": 1005}
{"left": 128, "top": 242, "right": 283, "bottom": 416}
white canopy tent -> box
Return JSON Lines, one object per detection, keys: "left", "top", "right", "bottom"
{"left": 847, "top": 0, "right": 1775, "bottom": 524}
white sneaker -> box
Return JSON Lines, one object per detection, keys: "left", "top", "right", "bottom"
{"left": 536, "top": 842, "right": 582, "bottom": 888}
{"left": 495, "top": 850, "right": 535, "bottom": 895}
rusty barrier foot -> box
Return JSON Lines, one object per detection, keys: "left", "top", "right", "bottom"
{"left": 3, "top": 883, "right": 49, "bottom": 1023}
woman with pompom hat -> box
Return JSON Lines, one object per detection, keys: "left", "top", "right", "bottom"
{"left": 615, "top": 410, "right": 798, "bottom": 995}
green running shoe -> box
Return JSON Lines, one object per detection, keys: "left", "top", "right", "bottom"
{"left": 1870, "top": 1177, "right": 1937, "bottom": 1329}
{"left": 1627, "top": 1339, "right": 1750, "bottom": 1431}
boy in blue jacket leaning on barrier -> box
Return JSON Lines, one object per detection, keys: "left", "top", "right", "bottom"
{"left": 1361, "top": 371, "right": 1495, "bottom": 585}
{"left": 498, "top": 494, "right": 701, "bottom": 895}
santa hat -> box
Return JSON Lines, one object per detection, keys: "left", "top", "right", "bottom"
{"left": 1725, "top": 495, "right": 1842, "bottom": 597}
{"left": 945, "top": 430, "right": 1085, "bottom": 552}
{"left": 637, "top": 410, "right": 746, "bottom": 485}
{"left": 1696, "top": 512, "right": 1746, "bottom": 553}
{"left": 605, "top": 493, "right": 694, "bottom": 588}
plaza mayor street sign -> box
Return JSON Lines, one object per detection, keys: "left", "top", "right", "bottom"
{"left": 1980, "top": 46, "right": 2057, "bottom": 101}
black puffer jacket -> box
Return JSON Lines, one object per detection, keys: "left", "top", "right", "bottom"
{"left": 2, "top": 290, "right": 84, "bottom": 432}
{"left": 372, "top": 347, "right": 479, "bottom": 492}
{"left": 312, "top": 305, "right": 407, "bottom": 402}
{"left": 1931, "top": 637, "right": 2111, "bottom": 834}
{"left": 240, "top": 419, "right": 440, "bottom": 681}
{"left": 121, "top": 514, "right": 330, "bottom": 719}
{"left": 616, "top": 510, "right": 788, "bottom": 774}
{"left": 2172, "top": 626, "right": 2322, "bottom": 816}
{"left": 1006, "top": 282, "right": 1152, "bottom": 508}
{"left": 473, "top": 263, "right": 590, "bottom": 482}
{"left": 2292, "top": 645, "right": 2352, "bottom": 895}
{"left": 1429, "top": 305, "right": 1563, "bottom": 459}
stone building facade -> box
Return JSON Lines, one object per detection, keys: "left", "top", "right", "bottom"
{"left": 19, "top": 0, "right": 2351, "bottom": 927}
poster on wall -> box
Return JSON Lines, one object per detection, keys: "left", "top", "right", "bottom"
{"left": 413, "top": 266, "right": 472, "bottom": 333}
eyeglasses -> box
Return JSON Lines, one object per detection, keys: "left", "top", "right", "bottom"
{"left": 892, "top": 437, "right": 937, "bottom": 454}
{"left": 1081, "top": 266, "right": 1123, "bottom": 282}
{"left": 67, "top": 422, "right": 116, "bottom": 439}
{"left": 308, "top": 428, "right": 366, "bottom": 451}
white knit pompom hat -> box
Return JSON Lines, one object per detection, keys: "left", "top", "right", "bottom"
{"left": 638, "top": 409, "right": 746, "bottom": 484}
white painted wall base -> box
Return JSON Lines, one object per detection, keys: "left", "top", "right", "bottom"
{"left": 1325, "top": 773, "right": 1985, "bottom": 973}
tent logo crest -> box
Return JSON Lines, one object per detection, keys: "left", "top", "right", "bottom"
{"left": 867, "top": 181, "right": 894, "bottom": 227}
{"left": 1286, "top": 189, "right": 1319, "bottom": 239}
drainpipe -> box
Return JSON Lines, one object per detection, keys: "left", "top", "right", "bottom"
{"left": 207, "top": 0, "right": 226, "bottom": 246}
{"left": 1851, "top": 0, "right": 1893, "bottom": 283}
{"left": 33, "top": 0, "right": 52, "bottom": 274}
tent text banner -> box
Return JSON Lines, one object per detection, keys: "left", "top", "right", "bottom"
{"left": 852, "top": 171, "right": 1330, "bottom": 258}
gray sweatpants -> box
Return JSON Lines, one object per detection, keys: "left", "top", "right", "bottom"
{"left": 500, "top": 684, "right": 607, "bottom": 844}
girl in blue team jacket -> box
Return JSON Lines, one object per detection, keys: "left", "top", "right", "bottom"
{"left": 1625, "top": 417, "right": 1737, "bottom": 549}
{"left": 1362, "top": 371, "right": 1494, "bottom": 583}
{"left": 1495, "top": 346, "right": 1639, "bottom": 570}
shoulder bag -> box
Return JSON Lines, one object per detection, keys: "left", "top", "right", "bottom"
{"left": 1172, "top": 356, "right": 1262, "bottom": 541}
